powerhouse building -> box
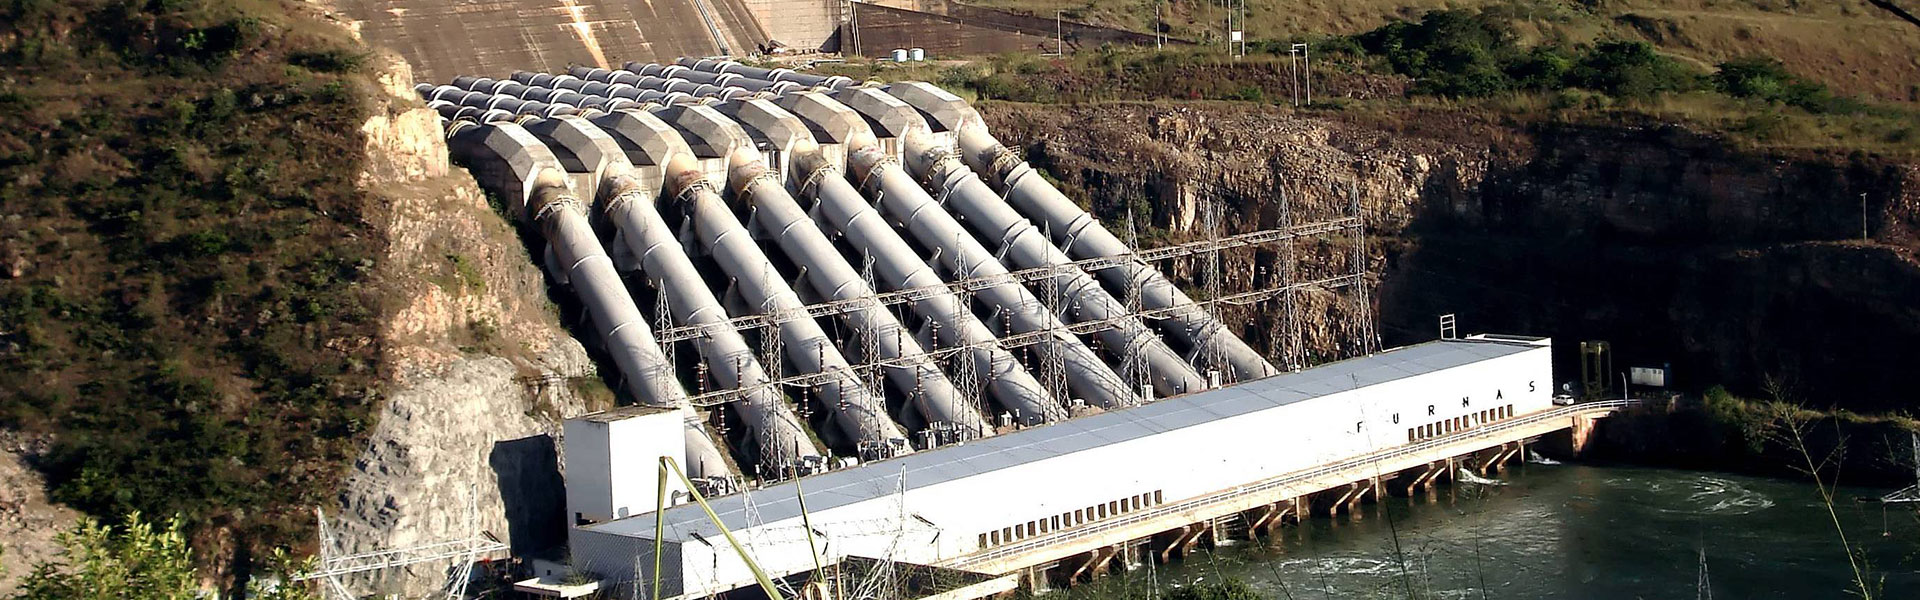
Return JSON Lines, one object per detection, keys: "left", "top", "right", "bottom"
{"left": 565, "top": 335, "right": 1553, "bottom": 597}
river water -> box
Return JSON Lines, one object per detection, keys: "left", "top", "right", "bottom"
{"left": 1060, "top": 463, "right": 1919, "bottom": 599}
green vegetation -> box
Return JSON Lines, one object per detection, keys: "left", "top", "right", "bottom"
{"left": 8, "top": 513, "right": 199, "bottom": 600}
{"left": 1165, "top": 579, "right": 1262, "bottom": 600}
{"left": 7, "top": 512, "right": 318, "bottom": 600}
{"left": 0, "top": 0, "right": 382, "bottom": 573}
{"left": 962, "top": 0, "right": 1920, "bottom": 104}
{"left": 1351, "top": 11, "right": 1699, "bottom": 99}
{"left": 1712, "top": 55, "right": 1857, "bottom": 114}
{"left": 835, "top": 6, "right": 1917, "bottom": 153}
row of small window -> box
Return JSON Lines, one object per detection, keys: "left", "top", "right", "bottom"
{"left": 1408, "top": 405, "right": 1515, "bottom": 442}
{"left": 979, "top": 490, "right": 1166, "bottom": 548}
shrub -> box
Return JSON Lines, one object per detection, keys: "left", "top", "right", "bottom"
{"left": 1355, "top": 10, "right": 1523, "bottom": 98}
{"left": 1570, "top": 41, "right": 1701, "bottom": 98}
{"left": 8, "top": 513, "right": 321, "bottom": 600}
{"left": 1166, "top": 579, "right": 1263, "bottom": 600}
{"left": 1346, "top": 11, "right": 1705, "bottom": 101}
{"left": 288, "top": 48, "right": 366, "bottom": 73}
{"left": 10, "top": 513, "right": 199, "bottom": 600}
{"left": 1713, "top": 56, "right": 1843, "bottom": 113}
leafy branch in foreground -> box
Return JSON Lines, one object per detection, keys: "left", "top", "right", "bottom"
{"left": 6, "top": 512, "right": 318, "bottom": 600}
{"left": 1763, "top": 378, "right": 1882, "bottom": 600}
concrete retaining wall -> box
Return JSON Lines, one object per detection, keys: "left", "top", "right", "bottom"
{"left": 746, "top": 0, "right": 844, "bottom": 51}
{"left": 853, "top": 0, "right": 1171, "bottom": 58}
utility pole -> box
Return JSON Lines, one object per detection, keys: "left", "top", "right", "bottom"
{"left": 1305, "top": 44, "right": 1313, "bottom": 104}
{"left": 1056, "top": 10, "right": 1064, "bottom": 56}
{"left": 1234, "top": 0, "right": 1247, "bottom": 57}
{"left": 1288, "top": 43, "right": 1307, "bottom": 106}
{"left": 1155, "top": 1, "right": 1163, "bottom": 50}
{"left": 847, "top": 0, "right": 861, "bottom": 57}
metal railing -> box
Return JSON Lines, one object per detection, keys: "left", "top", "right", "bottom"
{"left": 948, "top": 400, "right": 1638, "bottom": 567}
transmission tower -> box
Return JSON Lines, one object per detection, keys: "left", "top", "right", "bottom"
{"left": 949, "top": 248, "right": 981, "bottom": 428}
{"left": 1277, "top": 185, "right": 1300, "bottom": 371}
{"left": 1202, "top": 195, "right": 1227, "bottom": 384}
{"left": 1121, "top": 207, "right": 1151, "bottom": 401}
{"left": 1034, "top": 229, "right": 1070, "bottom": 410}
{"left": 761, "top": 270, "right": 784, "bottom": 383}
{"left": 656, "top": 293, "right": 675, "bottom": 371}
{"left": 1347, "top": 184, "right": 1376, "bottom": 355}
{"left": 297, "top": 487, "right": 505, "bottom": 600}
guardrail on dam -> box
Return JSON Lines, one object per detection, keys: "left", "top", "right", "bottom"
{"left": 414, "top": 58, "right": 1617, "bottom": 598}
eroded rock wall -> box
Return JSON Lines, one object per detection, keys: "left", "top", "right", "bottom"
{"left": 322, "top": 53, "right": 609, "bottom": 596}
{"left": 980, "top": 101, "right": 1920, "bottom": 410}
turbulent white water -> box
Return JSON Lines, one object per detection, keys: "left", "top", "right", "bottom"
{"left": 1455, "top": 470, "right": 1508, "bottom": 486}
{"left": 1066, "top": 465, "right": 1920, "bottom": 600}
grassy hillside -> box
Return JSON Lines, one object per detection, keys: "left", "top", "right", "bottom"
{"left": 834, "top": 7, "right": 1917, "bottom": 155}
{"left": 961, "top": 0, "right": 1920, "bottom": 104}
{"left": 0, "top": 0, "right": 382, "bottom": 567}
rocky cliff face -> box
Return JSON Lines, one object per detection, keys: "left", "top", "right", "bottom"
{"left": 321, "top": 53, "right": 608, "bottom": 595}
{"left": 981, "top": 102, "right": 1920, "bottom": 410}
{"left": 0, "top": 431, "right": 79, "bottom": 591}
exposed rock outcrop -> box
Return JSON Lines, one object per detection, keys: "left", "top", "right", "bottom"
{"left": 982, "top": 101, "right": 1920, "bottom": 410}
{"left": 320, "top": 53, "right": 609, "bottom": 596}
{"left": 0, "top": 431, "right": 80, "bottom": 592}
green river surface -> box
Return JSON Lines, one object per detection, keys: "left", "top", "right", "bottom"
{"left": 1057, "top": 463, "right": 1919, "bottom": 599}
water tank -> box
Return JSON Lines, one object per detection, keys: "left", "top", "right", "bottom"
{"left": 891, "top": 48, "right": 909, "bottom": 62}
{"left": 910, "top": 48, "right": 926, "bottom": 61}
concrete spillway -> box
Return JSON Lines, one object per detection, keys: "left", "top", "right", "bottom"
{"left": 424, "top": 58, "right": 1279, "bottom": 486}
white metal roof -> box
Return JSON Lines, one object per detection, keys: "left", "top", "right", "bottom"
{"left": 582, "top": 338, "right": 1537, "bottom": 542}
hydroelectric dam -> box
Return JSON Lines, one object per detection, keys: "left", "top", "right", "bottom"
{"left": 411, "top": 58, "right": 1633, "bottom": 599}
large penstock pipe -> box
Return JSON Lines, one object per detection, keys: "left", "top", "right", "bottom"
{"left": 447, "top": 88, "right": 829, "bottom": 479}
{"left": 565, "top": 72, "right": 1068, "bottom": 423}
{"left": 773, "top": 91, "right": 1066, "bottom": 425}
{"left": 440, "top": 119, "right": 733, "bottom": 481}
{"left": 473, "top": 74, "right": 1086, "bottom": 419}
{"left": 672, "top": 57, "right": 858, "bottom": 90}
{"left": 583, "top": 108, "right": 827, "bottom": 479}
{"left": 715, "top": 98, "right": 991, "bottom": 442}
{"left": 650, "top": 104, "right": 912, "bottom": 460}
{"left": 900, "top": 126, "right": 1209, "bottom": 397}
{"left": 828, "top": 88, "right": 1138, "bottom": 410}
{"left": 661, "top": 65, "right": 1279, "bottom": 382}
{"left": 897, "top": 82, "right": 1278, "bottom": 383}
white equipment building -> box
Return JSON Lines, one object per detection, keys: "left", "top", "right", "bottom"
{"left": 562, "top": 335, "right": 1555, "bottom": 598}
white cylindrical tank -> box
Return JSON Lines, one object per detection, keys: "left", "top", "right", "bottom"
{"left": 891, "top": 48, "right": 909, "bottom": 62}
{"left": 910, "top": 48, "right": 925, "bottom": 61}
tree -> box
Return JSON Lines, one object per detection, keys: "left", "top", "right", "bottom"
{"left": 1571, "top": 41, "right": 1701, "bottom": 98}
{"left": 9, "top": 513, "right": 199, "bottom": 600}
{"left": 8, "top": 513, "right": 319, "bottom": 600}
{"left": 1713, "top": 56, "right": 1839, "bottom": 113}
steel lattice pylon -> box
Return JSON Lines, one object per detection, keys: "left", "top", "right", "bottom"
{"left": 297, "top": 487, "right": 507, "bottom": 600}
